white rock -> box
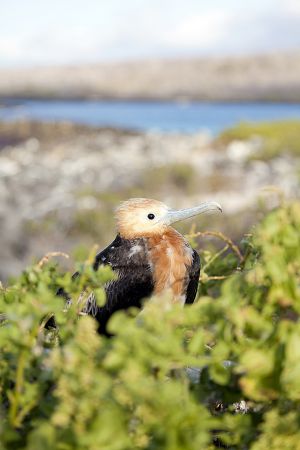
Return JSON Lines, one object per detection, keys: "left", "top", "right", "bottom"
{"left": 227, "top": 140, "right": 256, "bottom": 162}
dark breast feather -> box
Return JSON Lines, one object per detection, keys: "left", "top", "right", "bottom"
{"left": 185, "top": 249, "right": 200, "bottom": 304}
{"left": 92, "top": 235, "right": 154, "bottom": 335}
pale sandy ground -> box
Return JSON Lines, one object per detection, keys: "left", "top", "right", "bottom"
{"left": 0, "top": 121, "right": 299, "bottom": 281}
{"left": 1, "top": 52, "right": 300, "bottom": 101}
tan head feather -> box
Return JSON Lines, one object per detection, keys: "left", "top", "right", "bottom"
{"left": 115, "top": 198, "right": 170, "bottom": 239}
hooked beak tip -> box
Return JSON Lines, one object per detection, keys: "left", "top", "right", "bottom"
{"left": 164, "top": 201, "right": 223, "bottom": 226}
{"left": 215, "top": 202, "right": 223, "bottom": 213}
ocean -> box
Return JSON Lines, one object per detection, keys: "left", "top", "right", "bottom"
{"left": 1, "top": 99, "right": 300, "bottom": 134}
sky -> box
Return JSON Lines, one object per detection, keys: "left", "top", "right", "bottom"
{"left": 1, "top": 0, "right": 300, "bottom": 67}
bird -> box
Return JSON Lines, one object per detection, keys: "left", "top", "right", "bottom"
{"left": 56, "top": 198, "right": 222, "bottom": 335}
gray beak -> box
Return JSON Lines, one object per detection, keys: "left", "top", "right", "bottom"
{"left": 162, "top": 201, "right": 222, "bottom": 225}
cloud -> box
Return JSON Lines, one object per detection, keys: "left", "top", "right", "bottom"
{"left": 164, "top": 10, "right": 233, "bottom": 50}
{"left": 228, "top": 6, "right": 300, "bottom": 54}
{"left": 0, "top": 1, "right": 300, "bottom": 66}
{"left": 162, "top": 4, "right": 300, "bottom": 55}
{"left": 0, "top": 37, "right": 29, "bottom": 65}
{"left": 285, "top": 0, "right": 300, "bottom": 16}
{"left": 0, "top": 27, "right": 118, "bottom": 66}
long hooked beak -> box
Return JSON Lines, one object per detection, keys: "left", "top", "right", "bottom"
{"left": 162, "top": 201, "right": 222, "bottom": 225}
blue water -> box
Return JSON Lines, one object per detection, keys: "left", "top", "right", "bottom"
{"left": 1, "top": 99, "right": 300, "bottom": 134}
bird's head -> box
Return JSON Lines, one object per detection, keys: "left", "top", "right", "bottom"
{"left": 116, "top": 198, "right": 222, "bottom": 239}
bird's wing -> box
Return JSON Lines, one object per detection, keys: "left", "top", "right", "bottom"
{"left": 93, "top": 235, "right": 123, "bottom": 270}
{"left": 185, "top": 249, "right": 200, "bottom": 304}
{"left": 93, "top": 234, "right": 150, "bottom": 272}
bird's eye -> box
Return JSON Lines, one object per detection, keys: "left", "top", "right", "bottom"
{"left": 147, "top": 213, "right": 155, "bottom": 220}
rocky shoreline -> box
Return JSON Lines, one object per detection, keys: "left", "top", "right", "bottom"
{"left": 1, "top": 52, "right": 300, "bottom": 102}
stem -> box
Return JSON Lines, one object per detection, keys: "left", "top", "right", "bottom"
{"left": 9, "top": 351, "right": 26, "bottom": 427}
{"left": 186, "top": 230, "right": 244, "bottom": 263}
{"left": 202, "top": 245, "right": 229, "bottom": 272}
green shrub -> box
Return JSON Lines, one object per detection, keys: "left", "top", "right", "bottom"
{"left": 0, "top": 201, "right": 299, "bottom": 449}
{"left": 218, "top": 120, "right": 300, "bottom": 160}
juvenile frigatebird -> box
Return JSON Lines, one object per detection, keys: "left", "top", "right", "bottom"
{"left": 73, "top": 198, "right": 222, "bottom": 335}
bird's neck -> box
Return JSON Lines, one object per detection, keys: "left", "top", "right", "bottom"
{"left": 147, "top": 228, "right": 193, "bottom": 302}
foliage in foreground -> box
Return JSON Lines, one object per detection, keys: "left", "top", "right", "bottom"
{"left": 0, "top": 201, "right": 300, "bottom": 449}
